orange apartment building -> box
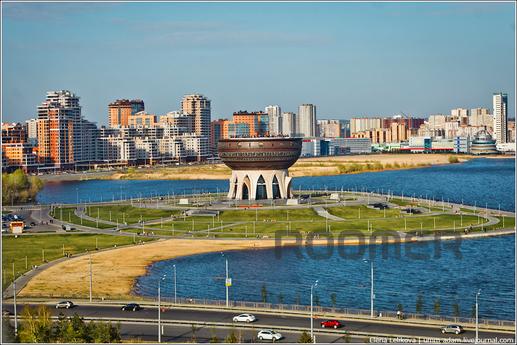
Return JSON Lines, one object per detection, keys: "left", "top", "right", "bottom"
{"left": 108, "top": 99, "right": 145, "bottom": 127}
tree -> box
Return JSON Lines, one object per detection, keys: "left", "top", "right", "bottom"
{"left": 17, "top": 305, "right": 52, "bottom": 343}
{"left": 225, "top": 330, "right": 238, "bottom": 343}
{"left": 415, "top": 294, "right": 424, "bottom": 313}
{"left": 452, "top": 303, "right": 461, "bottom": 317}
{"left": 2, "top": 169, "right": 43, "bottom": 204}
{"left": 278, "top": 293, "right": 284, "bottom": 304}
{"left": 433, "top": 298, "right": 441, "bottom": 315}
{"left": 298, "top": 331, "right": 313, "bottom": 343}
{"left": 209, "top": 327, "right": 220, "bottom": 343}
{"left": 330, "top": 293, "right": 337, "bottom": 308}
{"left": 261, "top": 284, "right": 268, "bottom": 303}
{"left": 397, "top": 303, "right": 404, "bottom": 312}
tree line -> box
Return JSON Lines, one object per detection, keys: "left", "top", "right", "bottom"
{"left": 2, "top": 169, "right": 43, "bottom": 205}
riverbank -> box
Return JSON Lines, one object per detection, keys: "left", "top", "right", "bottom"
{"left": 38, "top": 154, "right": 490, "bottom": 182}
{"left": 18, "top": 228, "right": 515, "bottom": 299}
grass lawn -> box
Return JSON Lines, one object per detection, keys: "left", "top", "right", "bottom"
{"left": 220, "top": 208, "right": 321, "bottom": 222}
{"left": 326, "top": 205, "right": 402, "bottom": 219}
{"left": 51, "top": 207, "right": 113, "bottom": 229}
{"left": 138, "top": 213, "right": 487, "bottom": 238}
{"left": 84, "top": 205, "right": 179, "bottom": 224}
{"left": 484, "top": 216, "right": 515, "bottom": 231}
{"left": 2, "top": 233, "right": 155, "bottom": 290}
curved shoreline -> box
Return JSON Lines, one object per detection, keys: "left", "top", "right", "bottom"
{"left": 18, "top": 228, "right": 515, "bottom": 299}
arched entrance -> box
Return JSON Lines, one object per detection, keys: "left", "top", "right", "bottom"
{"left": 256, "top": 175, "right": 267, "bottom": 200}
{"left": 242, "top": 175, "right": 251, "bottom": 200}
{"left": 272, "top": 175, "right": 281, "bottom": 199}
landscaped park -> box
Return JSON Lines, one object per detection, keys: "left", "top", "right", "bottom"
{"left": 2, "top": 190, "right": 515, "bottom": 300}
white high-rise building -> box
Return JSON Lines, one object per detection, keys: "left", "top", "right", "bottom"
{"left": 297, "top": 104, "right": 317, "bottom": 137}
{"left": 282, "top": 112, "right": 296, "bottom": 136}
{"left": 265, "top": 105, "right": 282, "bottom": 136}
{"left": 493, "top": 92, "right": 508, "bottom": 144}
{"left": 181, "top": 94, "right": 211, "bottom": 137}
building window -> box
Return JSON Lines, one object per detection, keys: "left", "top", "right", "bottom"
{"left": 256, "top": 175, "right": 267, "bottom": 200}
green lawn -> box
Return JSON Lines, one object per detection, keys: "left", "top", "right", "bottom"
{"left": 84, "top": 205, "right": 179, "bottom": 224}
{"left": 51, "top": 207, "right": 113, "bottom": 229}
{"left": 326, "top": 205, "right": 402, "bottom": 219}
{"left": 220, "top": 208, "right": 321, "bottom": 222}
{"left": 484, "top": 216, "right": 515, "bottom": 231}
{"left": 2, "top": 233, "right": 155, "bottom": 290}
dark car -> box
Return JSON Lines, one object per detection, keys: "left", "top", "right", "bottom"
{"left": 121, "top": 303, "right": 142, "bottom": 311}
{"left": 30, "top": 222, "right": 36, "bottom": 227}
{"left": 320, "top": 320, "right": 343, "bottom": 329}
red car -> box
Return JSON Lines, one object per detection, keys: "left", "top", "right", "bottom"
{"left": 320, "top": 320, "right": 342, "bottom": 329}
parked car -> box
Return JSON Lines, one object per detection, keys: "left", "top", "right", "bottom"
{"left": 121, "top": 303, "right": 142, "bottom": 311}
{"left": 30, "top": 222, "right": 36, "bottom": 227}
{"left": 3, "top": 309, "right": 12, "bottom": 316}
{"left": 257, "top": 329, "right": 282, "bottom": 342}
{"left": 320, "top": 320, "right": 342, "bottom": 329}
{"left": 441, "top": 325, "right": 463, "bottom": 334}
{"left": 233, "top": 313, "right": 256, "bottom": 323}
{"left": 55, "top": 301, "right": 74, "bottom": 309}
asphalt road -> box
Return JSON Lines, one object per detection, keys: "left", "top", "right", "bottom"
{"left": 3, "top": 303, "right": 514, "bottom": 343}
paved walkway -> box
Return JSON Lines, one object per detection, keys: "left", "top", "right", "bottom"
{"left": 312, "top": 206, "right": 344, "bottom": 221}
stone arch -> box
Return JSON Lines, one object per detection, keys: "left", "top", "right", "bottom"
{"left": 272, "top": 175, "right": 281, "bottom": 199}
{"left": 286, "top": 179, "right": 293, "bottom": 199}
{"left": 230, "top": 175, "right": 238, "bottom": 199}
{"left": 242, "top": 175, "right": 251, "bottom": 200}
{"left": 255, "top": 175, "right": 267, "bottom": 200}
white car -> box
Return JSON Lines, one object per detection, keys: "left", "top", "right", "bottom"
{"left": 233, "top": 313, "right": 256, "bottom": 323}
{"left": 55, "top": 301, "right": 74, "bottom": 309}
{"left": 257, "top": 329, "right": 282, "bottom": 342}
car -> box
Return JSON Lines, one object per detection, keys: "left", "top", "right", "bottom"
{"left": 121, "top": 303, "right": 142, "bottom": 311}
{"left": 320, "top": 320, "right": 342, "bottom": 329}
{"left": 2, "top": 309, "right": 12, "bottom": 316}
{"left": 233, "top": 313, "right": 256, "bottom": 323}
{"left": 441, "top": 325, "right": 463, "bottom": 334}
{"left": 257, "top": 329, "right": 282, "bottom": 342}
{"left": 55, "top": 301, "right": 74, "bottom": 309}
{"left": 30, "top": 222, "right": 36, "bottom": 227}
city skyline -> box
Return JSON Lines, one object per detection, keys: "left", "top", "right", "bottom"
{"left": 3, "top": 2, "right": 515, "bottom": 124}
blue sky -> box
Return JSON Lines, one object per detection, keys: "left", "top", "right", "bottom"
{"left": 2, "top": 1, "right": 515, "bottom": 125}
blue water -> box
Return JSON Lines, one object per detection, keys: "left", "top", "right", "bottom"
{"left": 37, "top": 158, "right": 515, "bottom": 211}
{"left": 135, "top": 236, "right": 515, "bottom": 320}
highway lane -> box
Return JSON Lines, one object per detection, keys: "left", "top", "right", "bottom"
{"left": 3, "top": 302, "right": 514, "bottom": 342}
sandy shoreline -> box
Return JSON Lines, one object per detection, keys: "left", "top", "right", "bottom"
{"left": 38, "top": 154, "right": 510, "bottom": 183}
{"left": 19, "top": 229, "right": 514, "bottom": 299}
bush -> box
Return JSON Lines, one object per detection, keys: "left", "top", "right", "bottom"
{"left": 298, "top": 331, "right": 313, "bottom": 343}
{"left": 448, "top": 156, "right": 459, "bottom": 163}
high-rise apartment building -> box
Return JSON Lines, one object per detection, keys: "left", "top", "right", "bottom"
{"left": 128, "top": 111, "right": 158, "bottom": 128}
{"left": 26, "top": 119, "right": 38, "bottom": 146}
{"left": 298, "top": 104, "right": 317, "bottom": 137}
{"left": 108, "top": 99, "right": 145, "bottom": 127}
{"left": 493, "top": 92, "right": 508, "bottom": 144}
{"left": 451, "top": 108, "right": 469, "bottom": 125}
{"left": 181, "top": 94, "right": 211, "bottom": 137}
{"left": 265, "top": 105, "right": 282, "bottom": 136}
{"left": 37, "top": 90, "right": 83, "bottom": 168}
{"left": 317, "top": 119, "right": 341, "bottom": 138}
{"left": 350, "top": 117, "right": 382, "bottom": 134}
{"left": 281, "top": 112, "right": 296, "bottom": 137}
{"left": 469, "top": 108, "right": 492, "bottom": 128}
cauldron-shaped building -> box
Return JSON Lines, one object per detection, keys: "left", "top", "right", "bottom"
{"left": 218, "top": 137, "right": 302, "bottom": 200}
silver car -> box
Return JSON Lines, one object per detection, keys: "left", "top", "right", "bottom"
{"left": 441, "top": 324, "right": 463, "bottom": 334}
{"left": 233, "top": 313, "right": 256, "bottom": 323}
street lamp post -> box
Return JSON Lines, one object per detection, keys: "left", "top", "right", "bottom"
{"left": 158, "top": 275, "right": 167, "bottom": 343}
{"left": 364, "top": 259, "right": 374, "bottom": 317}
{"left": 310, "top": 280, "right": 318, "bottom": 343}
{"left": 225, "top": 257, "right": 230, "bottom": 307}
{"left": 12, "top": 263, "right": 18, "bottom": 336}
{"left": 475, "top": 289, "right": 481, "bottom": 344}
{"left": 173, "top": 264, "right": 177, "bottom": 304}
